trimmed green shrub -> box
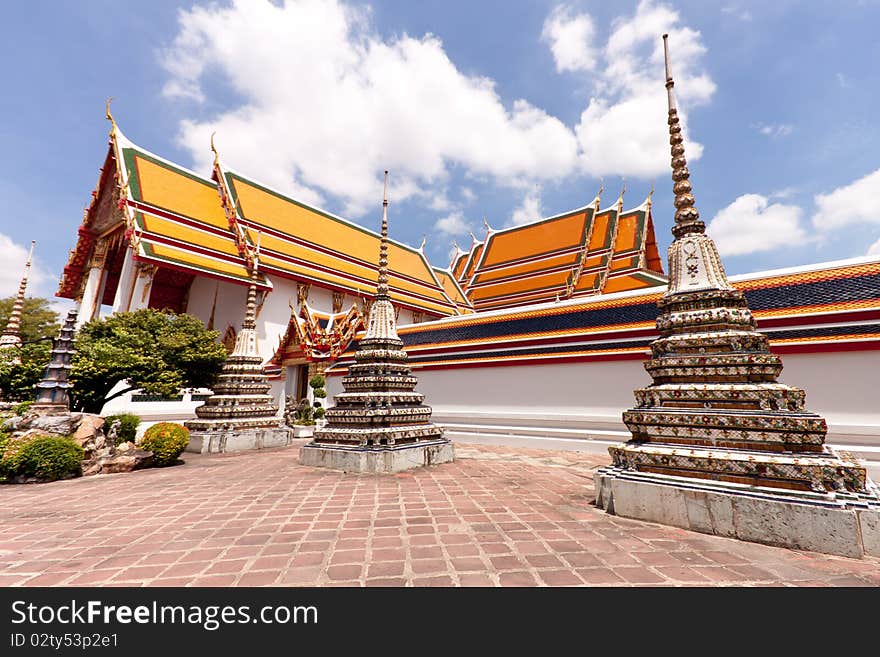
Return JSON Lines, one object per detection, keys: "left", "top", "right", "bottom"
{"left": 309, "top": 373, "right": 327, "bottom": 400}
{"left": 0, "top": 432, "right": 10, "bottom": 480}
{"left": 0, "top": 432, "right": 40, "bottom": 478}
{"left": 18, "top": 436, "right": 83, "bottom": 481}
{"left": 313, "top": 406, "right": 325, "bottom": 420}
{"left": 103, "top": 413, "right": 141, "bottom": 444}
{"left": 0, "top": 433, "right": 82, "bottom": 481}
{"left": 140, "top": 422, "right": 189, "bottom": 466}
{"left": 13, "top": 401, "right": 32, "bottom": 416}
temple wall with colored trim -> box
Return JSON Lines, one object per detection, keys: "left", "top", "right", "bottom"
{"left": 325, "top": 343, "right": 880, "bottom": 479}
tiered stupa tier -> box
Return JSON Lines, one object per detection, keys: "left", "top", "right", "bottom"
{"left": 187, "top": 280, "right": 281, "bottom": 432}
{"left": 31, "top": 308, "right": 77, "bottom": 415}
{"left": 595, "top": 35, "right": 880, "bottom": 558}
{"left": 300, "top": 172, "right": 453, "bottom": 473}
{"left": 0, "top": 240, "right": 35, "bottom": 360}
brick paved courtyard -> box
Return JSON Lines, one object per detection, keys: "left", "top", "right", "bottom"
{"left": 1, "top": 441, "right": 877, "bottom": 587}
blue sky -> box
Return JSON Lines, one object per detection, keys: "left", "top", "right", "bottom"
{"left": 2, "top": 0, "right": 879, "bottom": 301}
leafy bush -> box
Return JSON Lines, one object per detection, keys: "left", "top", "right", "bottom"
{"left": 309, "top": 373, "right": 327, "bottom": 400}
{"left": 0, "top": 432, "right": 39, "bottom": 477}
{"left": 313, "top": 406, "right": 325, "bottom": 420}
{"left": 140, "top": 422, "right": 189, "bottom": 466}
{"left": 0, "top": 433, "right": 82, "bottom": 481}
{"left": 103, "top": 413, "right": 140, "bottom": 444}
{"left": 13, "top": 401, "right": 32, "bottom": 416}
{"left": 18, "top": 436, "right": 83, "bottom": 481}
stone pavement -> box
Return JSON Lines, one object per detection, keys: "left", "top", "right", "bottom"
{"left": 0, "top": 441, "right": 877, "bottom": 587}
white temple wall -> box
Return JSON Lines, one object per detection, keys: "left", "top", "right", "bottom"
{"left": 186, "top": 277, "right": 247, "bottom": 337}
{"left": 325, "top": 348, "right": 880, "bottom": 478}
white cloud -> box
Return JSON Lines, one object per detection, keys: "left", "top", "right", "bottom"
{"left": 163, "top": 0, "right": 578, "bottom": 217}
{"left": 752, "top": 122, "right": 793, "bottom": 138}
{"left": 868, "top": 237, "right": 880, "bottom": 256}
{"left": 812, "top": 168, "right": 880, "bottom": 231}
{"left": 541, "top": 5, "right": 597, "bottom": 73}
{"left": 574, "top": 0, "right": 715, "bottom": 178}
{"left": 707, "top": 194, "right": 807, "bottom": 256}
{"left": 509, "top": 187, "right": 543, "bottom": 226}
{"left": 721, "top": 6, "right": 753, "bottom": 21}
{"left": 0, "top": 234, "right": 55, "bottom": 299}
{"left": 433, "top": 212, "right": 473, "bottom": 236}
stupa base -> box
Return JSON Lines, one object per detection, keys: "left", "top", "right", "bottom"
{"left": 595, "top": 466, "right": 880, "bottom": 558}
{"left": 186, "top": 426, "right": 293, "bottom": 454}
{"left": 299, "top": 438, "right": 454, "bottom": 473}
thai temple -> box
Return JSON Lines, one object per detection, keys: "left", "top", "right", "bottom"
{"left": 59, "top": 51, "right": 880, "bottom": 504}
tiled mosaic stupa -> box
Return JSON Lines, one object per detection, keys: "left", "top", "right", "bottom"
{"left": 0, "top": 240, "right": 35, "bottom": 360}
{"left": 299, "top": 172, "right": 454, "bottom": 473}
{"left": 31, "top": 308, "right": 78, "bottom": 415}
{"left": 185, "top": 270, "right": 291, "bottom": 453}
{"left": 595, "top": 35, "right": 880, "bottom": 558}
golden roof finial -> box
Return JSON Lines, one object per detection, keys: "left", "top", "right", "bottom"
{"left": 593, "top": 178, "right": 604, "bottom": 211}
{"left": 210, "top": 131, "right": 220, "bottom": 167}
{"left": 646, "top": 179, "right": 655, "bottom": 211}
{"left": 617, "top": 178, "right": 626, "bottom": 212}
{"left": 105, "top": 97, "right": 117, "bottom": 136}
{"left": 663, "top": 33, "right": 704, "bottom": 239}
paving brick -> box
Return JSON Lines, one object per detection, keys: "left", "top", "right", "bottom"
{"left": 0, "top": 442, "right": 875, "bottom": 590}
{"left": 538, "top": 570, "right": 584, "bottom": 586}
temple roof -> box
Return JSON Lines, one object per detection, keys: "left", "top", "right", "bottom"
{"left": 59, "top": 124, "right": 467, "bottom": 318}
{"left": 328, "top": 255, "right": 880, "bottom": 372}
{"left": 217, "top": 168, "right": 462, "bottom": 316}
{"left": 453, "top": 196, "right": 666, "bottom": 311}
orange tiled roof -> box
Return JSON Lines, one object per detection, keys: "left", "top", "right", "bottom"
{"left": 454, "top": 198, "right": 666, "bottom": 311}
{"left": 59, "top": 127, "right": 466, "bottom": 318}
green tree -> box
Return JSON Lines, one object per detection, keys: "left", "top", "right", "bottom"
{"left": 70, "top": 309, "right": 227, "bottom": 414}
{"left": 0, "top": 297, "right": 60, "bottom": 343}
{"left": 0, "top": 341, "right": 52, "bottom": 401}
{"left": 0, "top": 297, "right": 59, "bottom": 401}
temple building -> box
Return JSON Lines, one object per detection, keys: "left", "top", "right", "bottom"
{"left": 61, "top": 84, "right": 880, "bottom": 486}
{"left": 60, "top": 102, "right": 668, "bottom": 423}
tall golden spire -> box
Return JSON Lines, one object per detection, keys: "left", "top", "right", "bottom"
{"left": 377, "top": 170, "right": 390, "bottom": 299}
{"left": 664, "top": 34, "right": 705, "bottom": 239}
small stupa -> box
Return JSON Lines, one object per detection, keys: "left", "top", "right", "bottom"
{"left": 299, "top": 172, "right": 453, "bottom": 473}
{"left": 185, "top": 255, "right": 291, "bottom": 453}
{"left": 31, "top": 309, "right": 78, "bottom": 415}
{"left": 595, "top": 35, "right": 880, "bottom": 558}
{"left": 0, "top": 240, "right": 35, "bottom": 362}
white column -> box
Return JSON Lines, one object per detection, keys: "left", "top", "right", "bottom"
{"left": 111, "top": 245, "right": 137, "bottom": 313}
{"left": 128, "top": 263, "right": 155, "bottom": 311}
{"left": 75, "top": 239, "right": 108, "bottom": 329}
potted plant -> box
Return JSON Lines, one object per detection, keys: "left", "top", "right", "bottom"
{"left": 285, "top": 396, "right": 316, "bottom": 438}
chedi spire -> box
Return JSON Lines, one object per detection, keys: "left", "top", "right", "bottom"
{"left": 0, "top": 240, "right": 35, "bottom": 357}
{"left": 594, "top": 35, "right": 880, "bottom": 559}
{"left": 299, "top": 171, "right": 453, "bottom": 473}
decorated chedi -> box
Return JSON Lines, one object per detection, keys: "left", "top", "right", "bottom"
{"left": 595, "top": 35, "right": 880, "bottom": 558}
{"left": 31, "top": 309, "right": 78, "bottom": 415}
{"left": 300, "top": 172, "right": 454, "bottom": 473}
{"left": 185, "top": 252, "right": 291, "bottom": 453}
{"left": 0, "top": 241, "right": 35, "bottom": 362}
